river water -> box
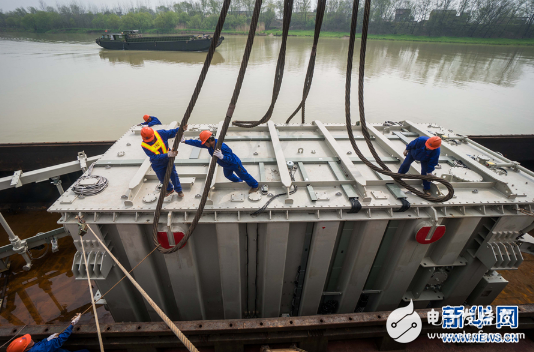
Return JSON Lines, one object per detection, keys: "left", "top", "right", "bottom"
{"left": 1, "top": 32, "right": 533, "bottom": 143}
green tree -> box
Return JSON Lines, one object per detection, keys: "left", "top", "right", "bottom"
{"left": 178, "top": 12, "right": 190, "bottom": 24}
{"left": 187, "top": 14, "right": 203, "bottom": 28}
{"left": 203, "top": 14, "right": 219, "bottom": 29}
{"left": 120, "top": 12, "right": 154, "bottom": 30}
{"left": 155, "top": 11, "right": 179, "bottom": 29}
{"left": 106, "top": 14, "right": 120, "bottom": 29}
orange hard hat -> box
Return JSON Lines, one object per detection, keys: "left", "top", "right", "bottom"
{"left": 141, "top": 127, "right": 155, "bottom": 142}
{"left": 7, "top": 334, "right": 31, "bottom": 352}
{"left": 199, "top": 130, "right": 213, "bottom": 145}
{"left": 425, "top": 136, "right": 442, "bottom": 150}
{"left": 143, "top": 114, "right": 150, "bottom": 122}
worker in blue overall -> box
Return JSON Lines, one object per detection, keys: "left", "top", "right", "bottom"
{"left": 141, "top": 125, "right": 186, "bottom": 198}
{"left": 183, "top": 130, "right": 259, "bottom": 193}
{"left": 140, "top": 114, "right": 162, "bottom": 127}
{"left": 7, "top": 313, "right": 88, "bottom": 352}
{"left": 398, "top": 136, "right": 441, "bottom": 195}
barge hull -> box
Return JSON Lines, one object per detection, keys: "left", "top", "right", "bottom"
{"left": 96, "top": 37, "right": 224, "bottom": 51}
{"left": 1, "top": 305, "right": 533, "bottom": 351}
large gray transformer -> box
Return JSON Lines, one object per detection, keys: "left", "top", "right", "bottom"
{"left": 49, "top": 120, "right": 534, "bottom": 322}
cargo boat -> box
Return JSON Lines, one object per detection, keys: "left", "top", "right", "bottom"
{"left": 96, "top": 30, "right": 224, "bottom": 51}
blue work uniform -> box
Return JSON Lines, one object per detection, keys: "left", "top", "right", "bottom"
{"left": 185, "top": 138, "right": 258, "bottom": 188}
{"left": 141, "top": 116, "right": 162, "bottom": 127}
{"left": 398, "top": 136, "right": 440, "bottom": 190}
{"left": 28, "top": 325, "right": 89, "bottom": 352}
{"left": 141, "top": 128, "right": 182, "bottom": 193}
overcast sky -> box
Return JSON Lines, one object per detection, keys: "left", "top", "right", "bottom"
{"left": 0, "top": 0, "right": 167, "bottom": 12}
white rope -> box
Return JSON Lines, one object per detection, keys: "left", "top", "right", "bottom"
{"left": 80, "top": 235, "right": 105, "bottom": 352}
{"left": 87, "top": 225, "right": 199, "bottom": 352}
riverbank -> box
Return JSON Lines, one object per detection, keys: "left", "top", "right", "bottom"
{"left": 264, "top": 29, "right": 534, "bottom": 45}
{"left": 3, "top": 27, "right": 534, "bottom": 46}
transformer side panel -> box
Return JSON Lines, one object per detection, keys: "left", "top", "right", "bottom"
{"left": 192, "top": 224, "right": 225, "bottom": 320}
{"left": 257, "top": 223, "right": 290, "bottom": 318}
{"left": 280, "top": 222, "right": 309, "bottom": 316}
{"left": 336, "top": 220, "right": 389, "bottom": 313}
{"left": 116, "top": 224, "right": 180, "bottom": 321}
{"left": 299, "top": 221, "right": 340, "bottom": 316}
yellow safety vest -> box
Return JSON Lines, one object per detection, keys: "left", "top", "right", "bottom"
{"left": 141, "top": 131, "right": 168, "bottom": 155}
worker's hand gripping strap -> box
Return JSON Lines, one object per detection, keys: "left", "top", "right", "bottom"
{"left": 75, "top": 215, "right": 88, "bottom": 237}
{"left": 347, "top": 197, "right": 362, "bottom": 214}
{"left": 394, "top": 198, "right": 411, "bottom": 213}
{"left": 344, "top": 0, "right": 454, "bottom": 203}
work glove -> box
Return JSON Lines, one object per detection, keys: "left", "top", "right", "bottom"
{"left": 403, "top": 149, "right": 408, "bottom": 157}
{"left": 213, "top": 149, "right": 223, "bottom": 160}
{"left": 181, "top": 136, "right": 185, "bottom": 143}
{"left": 71, "top": 313, "right": 82, "bottom": 326}
{"left": 168, "top": 150, "right": 178, "bottom": 157}
{"left": 47, "top": 333, "right": 59, "bottom": 341}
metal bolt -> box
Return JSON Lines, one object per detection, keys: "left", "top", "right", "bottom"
{"left": 254, "top": 152, "right": 258, "bottom": 155}
{"left": 195, "top": 194, "right": 201, "bottom": 198}
{"left": 347, "top": 151, "right": 352, "bottom": 155}
{"left": 336, "top": 192, "right": 342, "bottom": 196}
{"left": 311, "top": 150, "right": 316, "bottom": 154}
{"left": 472, "top": 189, "right": 478, "bottom": 193}
{"left": 105, "top": 165, "right": 111, "bottom": 169}
{"left": 126, "top": 143, "right": 131, "bottom": 146}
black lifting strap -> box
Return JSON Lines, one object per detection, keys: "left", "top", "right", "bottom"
{"left": 394, "top": 198, "right": 411, "bottom": 212}
{"left": 348, "top": 197, "right": 362, "bottom": 213}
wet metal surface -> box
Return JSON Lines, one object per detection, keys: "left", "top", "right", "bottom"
{"left": 0, "top": 210, "right": 113, "bottom": 326}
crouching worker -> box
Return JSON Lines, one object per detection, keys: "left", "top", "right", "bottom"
{"left": 141, "top": 125, "right": 186, "bottom": 198}
{"left": 398, "top": 136, "right": 441, "bottom": 196}
{"left": 7, "top": 313, "right": 87, "bottom": 352}
{"left": 183, "top": 130, "right": 259, "bottom": 193}
{"left": 140, "top": 114, "right": 162, "bottom": 127}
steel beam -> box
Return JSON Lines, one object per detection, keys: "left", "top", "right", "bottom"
{"left": 314, "top": 121, "right": 369, "bottom": 201}
{"left": 267, "top": 121, "right": 292, "bottom": 189}
{"left": 336, "top": 220, "right": 389, "bottom": 313}
{"left": 0, "top": 228, "right": 67, "bottom": 259}
{"left": 259, "top": 223, "right": 290, "bottom": 318}
{"left": 0, "top": 156, "right": 101, "bottom": 191}
{"left": 216, "top": 223, "right": 243, "bottom": 319}
{"left": 299, "top": 221, "right": 340, "bottom": 316}
{"left": 93, "top": 156, "right": 406, "bottom": 168}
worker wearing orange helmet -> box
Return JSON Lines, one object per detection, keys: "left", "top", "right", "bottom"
{"left": 140, "top": 114, "right": 162, "bottom": 127}
{"left": 398, "top": 136, "right": 441, "bottom": 195}
{"left": 141, "top": 124, "right": 187, "bottom": 198}
{"left": 183, "top": 130, "right": 259, "bottom": 193}
{"left": 7, "top": 313, "right": 87, "bottom": 352}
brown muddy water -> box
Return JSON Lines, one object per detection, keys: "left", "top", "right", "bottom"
{"left": 1, "top": 32, "right": 534, "bottom": 327}
{"left": 1, "top": 33, "right": 534, "bottom": 144}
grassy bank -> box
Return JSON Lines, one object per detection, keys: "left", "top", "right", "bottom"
{"left": 264, "top": 30, "right": 534, "bottom": 45}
